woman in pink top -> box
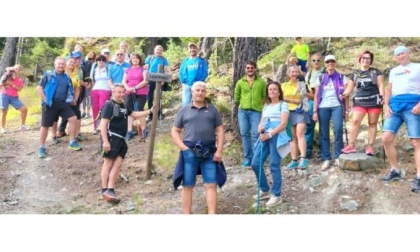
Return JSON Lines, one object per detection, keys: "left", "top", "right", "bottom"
{"left": 122, "top": 53, "right": 148, "bottom": 141}
{"left": 0, "top": 65, "right": 28, "bottom": 133}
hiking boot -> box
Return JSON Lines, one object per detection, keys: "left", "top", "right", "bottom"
{"left": 56, "top": 131, "right": 67, "bottom": 138}
{"left": 21, "top": 125, "right": 29, "bottom": 131}
{"left": 85, "top": 113, "right": 91, "bottom": 119}
{"left": 1, "top": 128, "right": 7, "bottom": 134}
{"left": 286, "top": 160, "right": 298, "bottom": 170}
{"left": 38, "top": 147, "right": 46, "bottom": 158}
{"left": 410, "top": 177, "right": 420, "bottom": 193}
{"left": 298, "top": 158, "right": 309, "bottom": 169}
{"left": 102, "top": 189, "right": 120, "bottom": 204}
{"left": 52, "top": 136, "right": 60, "bottom": 145}
{"left": 342, "top": 145, "right": 357, "bottom": 154}
{"left": 253, "top": 190, "right": 271, "bottom": 200}
{"left": 365, "top": 146, "right": 374, "bottom": 156}
{"left": 242, "top": 160, "right": 251, "bottom": 168}
{"left": 383, "top": 170, "right": 402, "bottom": 182}
{"left": 266, "top": 195, "right": 282, "bottom": 207}
{"left": 321, "top": 160, "right": 330, "bottom": 171}
{"left": 81, "top": 112, "right": 86, "bottom": 118}
{"left": 68, "top": 140, "right": 82, "bottom": 151}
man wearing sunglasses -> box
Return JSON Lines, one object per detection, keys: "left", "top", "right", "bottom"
{"left": 304, "top": 53, "right": 324, "bottom": 158}
{"left": 108, "top": 49, "right": 130, "bottom": 90}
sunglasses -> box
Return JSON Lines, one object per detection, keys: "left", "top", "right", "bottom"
{"left": 325, "top": 60, "right": 336, "bottom": 64}
{"left": 312, "top": 59, "right": 321, "bottom": 62}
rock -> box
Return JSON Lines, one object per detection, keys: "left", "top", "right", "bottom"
{"left": 126, "top": 202, "right": 136, "bottom": 211}
{"left": 340, "top": 200, "right": 359, "bottom": 211}
{"left": 339, "top": 153, "right": 384, "bottom": 171}
{"left": 310, "top": 176, "right": 322, "bottom": 187}
{"left": 145, "top": 180, "right": 153, "bottom": 185}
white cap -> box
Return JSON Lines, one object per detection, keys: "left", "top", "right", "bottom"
{"left": 324, "top": 55, "right": 336, "bottom": 62}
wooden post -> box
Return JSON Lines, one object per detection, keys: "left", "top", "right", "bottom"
{"left": 145, "top": 64, "right": 164, "bottom": 180}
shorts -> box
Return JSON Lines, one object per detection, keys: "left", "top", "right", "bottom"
{"left": 352, "top": 106, "right": 381, "bottom": 114}
{"left": 289, "top": 111, "right": 310, "bottom": 126}
{"left": 42, "top": 102, "right": 75, "bottom": 127}
{"left": 124, "top": 94, "right": 147, "bottom": 111}
{"left": 182, "top": 149, "right": 216, "bottom": 187}
{"left": 0, "top": 94, "right": 24, "bottom": 110}
{"left": 383, "top": 109, "right": 420, "bottom": 138}
{"left": 297, "top": 59, "right": 308, "bottom": 72}
{"left": 102, "top": 135, "right": 128, "bottom": 159}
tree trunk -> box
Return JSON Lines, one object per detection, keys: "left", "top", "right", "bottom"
{"left": 230, "top": 37, "right": 257, "bottom": 136}
{"left": 0, "top": 37, "right": 18, "bottom": 73}
{"left": 146, "top": 37, "right": 158, "bottom": 56}
{"left": 198, "top": 37, "right": 214, "bottom": 61}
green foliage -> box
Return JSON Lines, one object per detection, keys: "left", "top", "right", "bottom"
{"left": 214, "top": 95, "right": 231, "bottom": 116}
{"left": 164, "top": 38, "right": 189, "bottom": 65}
{"left": 258, "top": 38, "right": 293, "bottom": 73}
{"left": 153, "top": 134, "right": 179, "bottom": 171}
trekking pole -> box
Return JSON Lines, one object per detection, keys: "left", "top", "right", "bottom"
{"left": 381, "top": 106, "right": 385, "bottom": 164}
{"left": 256, "top": 137, "right": 264, "bottom": 214}
{"left": 342, "top": 102, "right": 348, "bottom": 146}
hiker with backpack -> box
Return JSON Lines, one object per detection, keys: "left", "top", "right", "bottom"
{"left": 312, "top": 55, "right": 349, "bottom": 171}
{"left": 381, "top": 46, "right": 420, "bottom": 192}
{"left": 179, "top": 42, "right": 208, "bottom": 106}
{"left": 282, "top": 65, "right": 311, "bottom": 170}
{"left": 37, "top": 57, "right": 82, "bottom": 158}
{"left": 285, "top": 37, "right": 311, "bottom": 74}
{"left": 144, "top": 45, "right": 170, "bottom": 121}
{"left": 304, "top": 53, "right": 324, "bottom": 158}
{"left": 122, "top": 53, "right": 149, "bottom": 141}
{"left": 340, "top": 50, "right": 384, "bottom": 156}
{"left": 91, "top": 54, "right": 111, "bottom": 135}
{"left": 100, "top": 85, "right": 153, "bottom": 203}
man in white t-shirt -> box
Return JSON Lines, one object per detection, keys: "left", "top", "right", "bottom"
{"left": 382, "top": 45, "right": 420, "bottom": 193}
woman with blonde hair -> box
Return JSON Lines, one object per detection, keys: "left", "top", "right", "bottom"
{"left": 0, "top": 64, "right": 28, "bottom": 133}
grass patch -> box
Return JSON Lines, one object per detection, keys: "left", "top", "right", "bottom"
{"left": 154, "top": 134, "right": 179, "bottom": 171}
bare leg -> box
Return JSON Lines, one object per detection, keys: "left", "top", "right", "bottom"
{"left": 204, "top": 183, "right": 217, "bottom": 214}
{"left": 67, "top": 116, "right": 77, "bottom": 141}
{"left": 349, "top": 111, "right": 366, "bottom": 146}
{"left": 19, "top": 106, "right": 28, "bottom": 126}
{"left": 296, "top": 122, "right": 307, "bottom": 157}
{"left": 101, "top": 158, "right": 114, "bottom": 188}
{"left": 181, "top": 187, "right": 194, "bottom": 214}
{"left": 382, "top": 132, "right": 397, "bottom": 168}
{"left": 367, "top": 112, "right": 379, "bottom": 145}
{"left": 107, "top": 156, "right": 123, "bottom": 188}
{"left": 290, "top": 125, "right": 298, "bottom": 159}
{"left": 411, "top": 139, "right": 420, "bottom": 177}
{"left": 1, "top": 109, "right": 7, "bottom": 129}
{"left": 40, "top": 126, "right": 49, "bottom": 145}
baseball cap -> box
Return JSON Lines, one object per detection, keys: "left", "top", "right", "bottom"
{"left": 188, "top": 42, "right": 198, "bottom": 48}
{"left": 70, "top": 51, "right": 82, "bottom": 58}
{"left": 393, "top": 45, "right": 409, "bottom": 56}
{"left": 101, "top": 48, "right": 110, "bottom": 54}
{"left": 324, "top": 55, "right": 336, "bottom": 62}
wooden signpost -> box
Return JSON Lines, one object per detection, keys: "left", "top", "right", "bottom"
{"left": 145, "top": 65, "right": 170, "bottom": 179}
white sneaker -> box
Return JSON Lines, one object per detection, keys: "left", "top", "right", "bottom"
{"left": 92, "top": 129, "right": 98, "bottom": 135}
{"left": 253, "top": 190, "right": 271, "bottom": 200}
{"left": 1, "top": 128, "right": 7, "bottom": 134}
{"left": 21, "top": 125, "right": 29, "bottom": 131}
{"left": 334, "top": 159, "right": 340, "bottom": 167}
{"left": 266, "top": 195, "right": 282, "bottom": 207}
{"left": 321, "top": 160, "right": 330, "bottom": 171}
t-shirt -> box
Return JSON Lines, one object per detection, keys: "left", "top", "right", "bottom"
{"left": 262, "top": 102, "right": 290, "bottom": 126}
{"left": 108, "top": 62, "right": 131, "bottom": 84}
{"left": 92, "top": 66, "right": 110, "bottom": 91}
{"left": 350, "top": 68, "right": 382, "bottom": 97}
{"left": 101, "top": 100, "right": 132, "bottom": 137}
{"left": 145, "top": 55, "right": 169, "bottom": 73}
{"left": 305, "top": 68, "right": 325, "bottom": 89}
{"left": 173, "top": 103, "right": 222, "bottom": 142}
{"left": 281, "top": 81, "right": 309, "bottom": 111}
{"left": 389, "top": 63, "right": 420, "bottom": 96}
{"left": 2, "top": 77, "right": 24, "bottom": 97}
{"left": 315, "top": 75, "right": 348, "bottom": 108}
{"left": 291, "top": 44, "right": 310, "bottom": 60}
{"left": 38, "top": 72, "right": 71, "bottom": 103}
{"left": 124, "top": 66, "right": 147, "bottom": 95}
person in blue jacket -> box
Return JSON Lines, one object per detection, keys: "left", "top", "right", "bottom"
{"left": 179, "top": 42, "right": 208, "bottom": 106}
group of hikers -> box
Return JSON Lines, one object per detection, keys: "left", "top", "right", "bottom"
{"left": 1, "top": 38, "right": 419, "bottom": 213}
